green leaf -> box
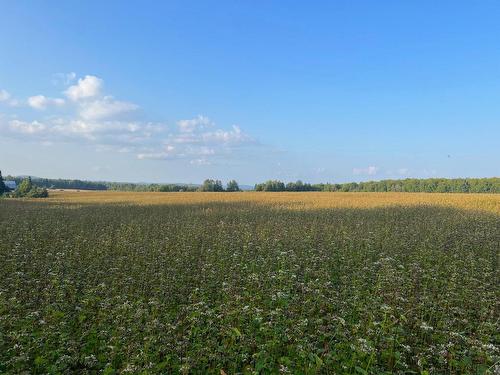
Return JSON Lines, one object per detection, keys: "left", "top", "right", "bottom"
{"left": 231, "top": 327, "right": 242, "bottom": 337}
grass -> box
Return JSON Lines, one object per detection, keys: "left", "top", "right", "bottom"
{"left": 0, "top": 192, "right": 499, "bottom": 374}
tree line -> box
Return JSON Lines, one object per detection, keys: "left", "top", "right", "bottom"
{"left": 255, "top": 178, "right": 500, "bottom": 193}
{"left": 2, "top": 173, "right": 499, "bottom": 193}
{"left": 0, "top": 172, "right": 48, "bottom": 198}
{"left": 2, "top": 175, "right": 242, "bottom": 193}
{"left": 106, "top": 179, "right": 241, "bottom": 192}
{"left": 4, "top": 175, "right": 108, "bottom": 191}
{"left": 107, "top": 180, "right": 241, "bottom": 192}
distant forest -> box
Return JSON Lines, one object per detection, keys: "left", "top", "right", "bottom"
{"left": 4, "top": 175, "right": 499, "bottom": 193}
{"left": 255, "top": 178, "right": 500, "bottom": 193}
{"left": 4, "top": 176, "right": 198, "bottom": 192}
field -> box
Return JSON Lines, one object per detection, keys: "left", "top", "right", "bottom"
{"left": 0, "top": 192, "right": 499, "bottom": 374}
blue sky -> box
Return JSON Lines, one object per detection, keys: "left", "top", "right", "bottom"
{"left": 1, "top": 1, "right": 499, "bottom": 184}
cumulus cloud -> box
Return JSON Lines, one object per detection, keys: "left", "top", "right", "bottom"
{"left": 0, "top": 75, "right": 256, "bottom": 166}
{"left": 353, "top": 166, "right": 378, "bottom": 176}
{"left": 65, "top": 75, "right": 103, "bottom": 101}
{"left": 79, "top": 96, "right": 138, "bottom": 120}
{"left": 1, "top": 116, "right": 166, "bottom": 146}
{"left": 28, "top": 95, "right": 65, "bottom": 110}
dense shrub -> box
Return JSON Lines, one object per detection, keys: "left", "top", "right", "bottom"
{"left": 11, "top": 177, "right": 49, "bottom": 198}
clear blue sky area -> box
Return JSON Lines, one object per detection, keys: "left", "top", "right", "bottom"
{"left": 1, "top": 1, "right": 499, "bottom": 184}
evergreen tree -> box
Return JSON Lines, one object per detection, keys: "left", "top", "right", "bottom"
{"left": 226, "top": 180, "right": 240, "bottom": 192}
{"left": 0, "top": 170, "right": 5, "bottom": 195}
{"left": 199, "top": 179, "right": 225, "bottom": 192}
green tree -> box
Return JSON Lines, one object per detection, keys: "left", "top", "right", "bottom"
{"left": 461, "top": 179, "right": 471, "bottom": 193}
{"left": 226, "top": 180, "right": 240, "bottom": 192}
{"left": 199, "top": 179, "right": 224, "bottom": 192}
{"left": 13, "top": 176, "right": 48, "bottom": 198}
{"left": 262, "top": 180, "right": 285, "bottom": 191}
{"left": 0, "top": 170, "right": 6, "bottom": 195}
{"left": 27, "top": 187, "right": 49, "bottom": 198}
{"left": 17, "top": 176, "right": 33, "bottom": 196}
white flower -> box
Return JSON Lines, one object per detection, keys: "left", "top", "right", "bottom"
{"left": 420, "top": 321, "right": 434, "bottom": 331}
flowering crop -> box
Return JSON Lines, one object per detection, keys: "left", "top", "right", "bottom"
{"left": 0, "top": 193, "right": 498, "bottom": 373}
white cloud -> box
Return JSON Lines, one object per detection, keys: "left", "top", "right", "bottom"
{"left": 8, "top": 119, "right": 46, "bottom": 134}
{"left": 0, "top": 89, "right": 19, "bottom": 106}
{"left": 177, "top": 115, "right": 212, "bottom": 133}
{"left": 202, "top": 125, "right": 249, "bottom": 144}
{"left": 28, "top": 95, "right": 65, "bottom": 110}
{"left": 137, "top": 144, "right": 216, "bottom": 161}
{"left": 1, "top": 75, "right": 256, "bottom": 165}
{"left": 190, "top": 158, "right": 211, "bottom": 166}
{"left": 137, "top": 145, "right": 176, "bottom": 160}
{"left": 0, "top": 89, "right": 11, "bottom": 102}
{"left": 79, "top": 96, "right": 138, "bottom": 120}
{"left": 2, "top": 113, "right": 253, "bottom": 163}
{"left": 353, "top": 166, "right": 378, "bottom": 176}
{"left": 65, "top": 75, "right": 103, "bottom": 101}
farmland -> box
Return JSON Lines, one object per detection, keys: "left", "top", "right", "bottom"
{"left": 0, "top": 192, "right": 499, "bottom": 374}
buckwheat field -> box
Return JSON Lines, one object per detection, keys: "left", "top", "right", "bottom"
{"left": 0, "top": 192, "right": 498, "bottom": 374}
